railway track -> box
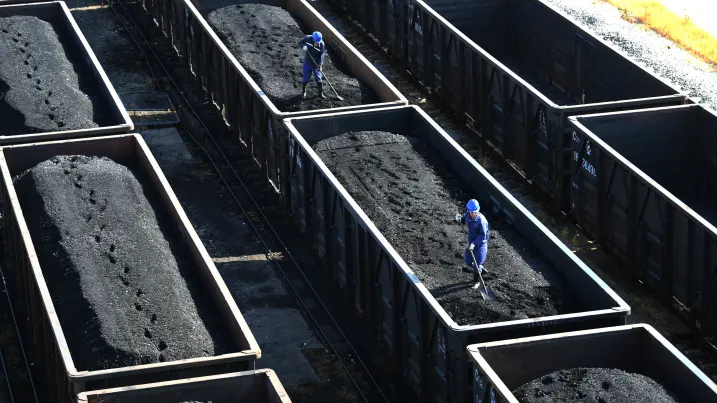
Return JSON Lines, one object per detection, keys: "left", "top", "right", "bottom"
{"left": 107, "top": 0, "right": 717, "bottom": 395}
{"left": 107, "top": 1, "right": 394, "bottom": 402}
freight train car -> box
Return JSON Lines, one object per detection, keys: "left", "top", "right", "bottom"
{"left": 569, "top": 103, "right": 717, "bottom": 354}
{"left": 0, "top": 1, "right": 132, "bottom": 144}
{"left": 283, "top": 105, "right": 629, "bottom": 403}
{"left": 467, "top": 324, "right": 717, "bottom": 402}
{"left": 77, "top": 369, "right": 290, "bottom": 403}
{"left": 0, "top": 134, "right": 260, "bottom": 403}
{"left": 322, "top": 0, "right": 687, "bottom": 208}
{"left": 127, "top": 0, "right": 406, "bottom": 194}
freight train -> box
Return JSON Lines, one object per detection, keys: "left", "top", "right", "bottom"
{"left": 0, "top": 0, "right": 715, "bottom": 402}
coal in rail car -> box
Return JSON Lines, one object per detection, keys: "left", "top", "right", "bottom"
{"left": 283, "top": 105, "right": 629, "bottom": 403}
{"left": 131, "top": 0, "right": 406, "bottom": 193}
{"left": 468, "top": 324, "right": 717, "bottom": 402}
{"left": 0, "top": 1, "right": 132, "bottom": 144}
{"left": 0, "top": 134, "right": 260, "bottom": 403}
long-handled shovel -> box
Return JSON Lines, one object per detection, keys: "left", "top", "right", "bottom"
{"left": 306, "top": 50, "right": 344, "bottom": 101}
{"left": 469, "top": 248, "right": 496, "bottom": 300}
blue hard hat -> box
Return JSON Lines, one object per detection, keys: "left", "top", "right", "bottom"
{"left": 312, "top": 31, "right": 323, "bottom": 43}
{"left": 466, "top": 199, "right": 480, "bottom": 213}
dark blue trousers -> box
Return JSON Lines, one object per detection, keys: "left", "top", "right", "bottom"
{"left": 302, "top": 62, "right": 323, "bottom": 84}
{"left": 464, "top": 244, "right": 487, "bottom": 273}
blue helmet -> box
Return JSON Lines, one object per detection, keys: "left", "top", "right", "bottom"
{"left": 466, "top": 199, "right": 480, "bottom": 213}
{"left": 312, "top": 31, "right": 323, "bottom": 43}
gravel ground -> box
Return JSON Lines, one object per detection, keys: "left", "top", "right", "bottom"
{"left": 0, "top": 16, "right": 102, "bottom": 135}
{"left": 541, "top": 0, "right": 717, "bottom": 112}
{"left": 206, "top": 4, "right": 376, "bottom": 112}
{"left": 513, "top": 367, "right": 682, "bottom": 402}
{"left": 14, "top": 156, "right": 232, "bottom": 371}
{"left": 314, "top": 131, "right": 573, "bottom": 326}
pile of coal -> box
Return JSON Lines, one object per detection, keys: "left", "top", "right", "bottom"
{"left": 513, "top": 367, "right": 682, "bottom": 403}
{"left": 0, "top": 16, "right": 100, "bottom": 135}
{"left": 14, "top": 155, "right": 231, "bottom": 371}
{"left": 207, "top": 3, "right": 375, "bottom": 111}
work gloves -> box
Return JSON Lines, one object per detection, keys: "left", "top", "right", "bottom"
{"left": 455, "top": 213, "right": 461, "bottom": 222}
{"left": 302, "top": 45, "right": 308, "bottom": 52}
{"left": 469, "top": 243, "right": 475, "bottom": 251}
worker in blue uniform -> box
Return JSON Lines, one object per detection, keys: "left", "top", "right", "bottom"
{"left": 455, "top": 199, "right": 489, "bottom": 284}
{"left": 298, "top": 31, "right": 326, "bottom": 99}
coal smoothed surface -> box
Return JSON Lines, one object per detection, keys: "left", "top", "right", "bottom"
{"left": 14, "top": 156, "right": 233, "bottom": 371}
{"left": 207, "top": 4, "right": 376, "bottom": 112}
{"left": 513, "top": 368, "right": 682, "bottom": 403}
{"left": 0, "top": 16, "right": 101, "bottom": 135}
{"left": 313, "top": 132, "right": 573, "bottom": 326}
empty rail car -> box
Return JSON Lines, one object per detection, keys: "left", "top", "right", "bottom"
{"left": 570, "top": 104, "right": 717, "bottom": 349}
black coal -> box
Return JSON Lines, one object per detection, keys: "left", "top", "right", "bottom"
{"left": 0, "top": 16, "right": 102, "bottom": 135}
{"left": 313, "top": 131, "right": 573, "bottom": 326}
{"left": 206, "top": 4, "right": 376, "bottom": 112}
{"left": 513, "top": 367, "right": 682, "bottom": 403}
{"left": 14, "top": 156, "right": 232, "bottom": 371}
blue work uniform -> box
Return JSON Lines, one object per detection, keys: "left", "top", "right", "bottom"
{"left": 298, "top": 35, "right": 326, "bottom": 84}
{"left": 460, "top": 211, "right": 489, "bottom": 272}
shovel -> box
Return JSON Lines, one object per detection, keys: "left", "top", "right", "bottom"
{"left": 468, "top": 247, "right": 496, "bottom": 300}
{"left": 306, "top": 50, "right": 344, "bottom": 101}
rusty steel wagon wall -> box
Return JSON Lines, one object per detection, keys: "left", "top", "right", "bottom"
{"left": 0, "top": 1, "right": 132, "bottom": 144}
{"left": 569, "top": 104, "right": 717, "bottom": 357}
{"left": 129, "top": 0, "right": 406, "bottom": 194}
{"left": 77, "top": 369, "right": 291, "bottom": 403}
{"left": 283, "top": 105, "right": 629, "bottom": 403}
{"left": 0, "top": 134, "right": 260, "bottom": 403}
{"left": 467, "top": 324, "right": 717, "bottom": 403}
{"left": 320, "top": 0, "right": 687, "bottom": 208}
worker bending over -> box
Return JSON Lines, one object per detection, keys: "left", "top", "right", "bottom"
{"left": 455, "top": 199, "right": 490, "bottom": 285}
{"left": 298, "top": 31, "right": 326, "bottom": 99}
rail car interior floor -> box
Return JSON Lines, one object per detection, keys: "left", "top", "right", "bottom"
{"left": 514, "top": 367, "right": 682, "bottom": 403}
{"left": 313, "top": 131, "right": 575, "bottom": 326}
{"left": 206, "top": 3, "right": 377, "bottom": 112}
{"left": 13, "top": 155, "right": 233, "bottom": 371}
{"left": 0, "top": 15, "right": 111, "bottom": 136}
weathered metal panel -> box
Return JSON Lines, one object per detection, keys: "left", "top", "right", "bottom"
{"left": 468, "top": 325, "right": 717, "bottom": 403}
{"left": 569, "top": 104, "right": 717, "bottom": 349}
{"left": 0, "top": 134, "right": 260, "bottom": 403}
{"left": 284, "top": 105, "right": 629, "bottom": 403}
{"left": 77, "top": 369, "right": 291, "bottom": 403}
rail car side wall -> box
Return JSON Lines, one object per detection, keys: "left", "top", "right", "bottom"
{"left": 77, "top": 369, "right": 291, "bottom": 403}
{"left": 468, "top": 325, "right": 717, "bottom": 403}
{"left": 0, "top": 1, "right": 133, "bottom": 144}
{"left": 284, "top": 106, "right": 628, "bottom": 403}
{"left": 323, "top": 0, "right": 685, "bottom": 207}
{"left": 569, "top": 104, "right": 717, "bottom": 352}
{"left": 0, "top": 134, "right": 260, "bottom": 403}
{"left": 128, "top": 0, "right": 405, "bottom": 195}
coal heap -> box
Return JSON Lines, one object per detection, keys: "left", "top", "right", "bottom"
{"left": 314, "top": 131, "right": 573, "bottom": 326}
{"left": 14, "top": 155, "right": 232, "bottom": 371}
{"left": 0, "top": 16, "right": 101, "bottom": 135}
{"left": 513, "top": 367, "right": 682, "bottom": 403}
{"left": 207, "top": 3, "right": 376, "bottom": 111}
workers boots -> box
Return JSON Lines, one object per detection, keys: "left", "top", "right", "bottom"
{"left": 301, "top": 83, "right": 307, "bottom": 98}
{"left": 318, "top": 82, "right": 326, "bottom": 99}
